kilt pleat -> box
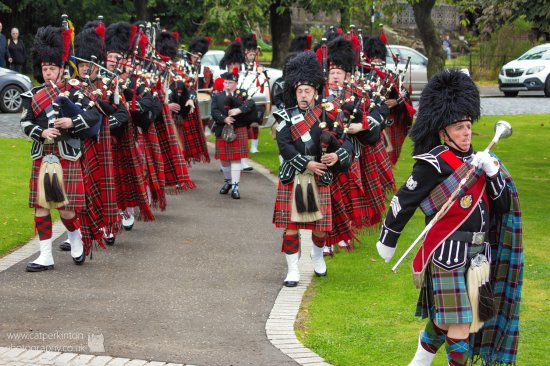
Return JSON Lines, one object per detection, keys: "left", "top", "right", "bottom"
{"left": 416, "top": 243, "right": 486, "bottom": 324}
{"left": 273, "top": 179, "right": 332, "bottom": 232}
{"left": 174, "top": 109, "right": 210, "bottom": 164}
{"left": 215, "top": 126, "right": 249, "bottom": 161}
{"left": 29, "top": 144, "right": 85, "bottom": 212}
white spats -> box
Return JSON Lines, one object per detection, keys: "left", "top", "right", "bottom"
{"left": 311, "top": 245, "right": 327, "bottom": 275}
{"left": 408, "top": 331, "right": 437, "bottom": 366}
{"left": 31, "top": 239, "right": 54, "bottom": 266}
{"left": 68, "top": 229, "right": 84, "bottom": 259}
{"left": 284, "top": 252, "right": 300, "bottom": 283}
{"left": 250, "top": 139, "right": 259, "bottom": 153}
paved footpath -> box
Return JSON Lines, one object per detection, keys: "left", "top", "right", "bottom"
{"left": 0, "top": 140, "right": 329, "bottom": 366}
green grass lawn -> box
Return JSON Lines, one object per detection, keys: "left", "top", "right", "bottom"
{"left": 251, "top": 115, "right": 550, "bottom": 365}
{"left": 0, "top": 138, "right": 36, "bottom": 256}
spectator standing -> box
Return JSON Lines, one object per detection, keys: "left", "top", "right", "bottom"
{"left": 442, "top": 34, "right": 452, "bottom": 60}
{"left": 8, "top": 27, "right": 26, "bottom": 73}
{"left": 0, "top": 22, "right": 10, "bottom": 68}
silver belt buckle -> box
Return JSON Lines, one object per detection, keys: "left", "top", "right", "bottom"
{"left": 472, "top": 232, "right": 485, "bottom": 245}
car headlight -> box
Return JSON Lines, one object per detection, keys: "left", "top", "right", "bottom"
{"left": 526, "top": 66, "right": 545, "bottom": 75}
{"left": 500, "top": 68, "right": 504, "bottom": 76}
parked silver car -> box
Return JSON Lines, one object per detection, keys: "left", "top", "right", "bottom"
{"left": 385, "top": 45, "right": 428, "bottom": 95}
{"left": 0, "top": 68, "right": 32, "bottom": 113}
{"left": 200, "top": 50, "right": 283, "bottom": 91}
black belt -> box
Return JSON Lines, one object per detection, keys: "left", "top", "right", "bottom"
{"left": 447, "top": 231, "right": 487, "bottom": 245}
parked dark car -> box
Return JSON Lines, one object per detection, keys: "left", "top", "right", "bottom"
{"left": 0, "top": 68, "right": 33, "bottom": 113}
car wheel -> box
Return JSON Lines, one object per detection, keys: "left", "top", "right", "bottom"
{"left": 545, "top": 75, "right": 550, "bottom": 97}
{"left": 0, "top": 85, "right": 24, "bottom": 113}
{"left": 503, "top": 91, "right": 518, "bottom": 97}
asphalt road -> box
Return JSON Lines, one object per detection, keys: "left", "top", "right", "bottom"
{"left": 0, "top": 157, "right": 296, "bottom": 366}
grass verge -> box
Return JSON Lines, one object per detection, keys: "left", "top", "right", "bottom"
{"left": 250, "top": 114, "right": 550, "bottom": 365}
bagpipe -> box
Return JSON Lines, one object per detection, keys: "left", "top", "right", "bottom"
{"left": 223, "top": 89, "right": 258, "bottom": 126}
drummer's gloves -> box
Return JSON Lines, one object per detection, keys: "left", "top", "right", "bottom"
{"left": 472, "top": 151, "right": 500, "bottom": 178}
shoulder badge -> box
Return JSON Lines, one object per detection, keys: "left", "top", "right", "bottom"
{"left": 459, "top": 194, "right": 473, "bottom": 209}
{"left": 406, "top": 175, "right": 418, "bottom": 191}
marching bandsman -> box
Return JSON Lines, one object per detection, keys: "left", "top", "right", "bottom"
{"left": 105, "top": 21, "right": 156, "bottom": 229}
{"left": 364, "top": 36, "right": 415, "bottom": 165}
{"left": 62, "top": 21, "right": 122, "bottom": 251}
{"left": 240, "top": 33, "right": 265, "bottom": 155}
{"left": 316, "top": 36, "right": 371, "bottom": 252}
{"left": 376, "top": 70, "right": 523, "bottom": 366}
{"left": 148, "top": 30, "right": 196, "bottom": 196}
{"left": 165, "top": 35, "right": 210, "bottom": 164}
{"left": 210, "top": 68, "right": 257, "bottom": 199}
{"left": 272, "top": 51, "right": 353, "bottom": 287}
{"left": 21, "top": 25, "right": 102, "bottom": 271}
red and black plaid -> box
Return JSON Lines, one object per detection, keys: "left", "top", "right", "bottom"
{"left": 335, "top": 160, "right": 369, "bottom": 229}
{"left": 174, "top": 108, "right": 210, "bottom": 164}
{"left": 60, "top": 215, "right": 81, "bottom": 232}
{"left": 31, "top": 83, "right": 61, "bottom": 117}
{"left": 372, "top": 138, "right": 396, "bottom": 194}
{"left": 34, "top": 215, "right": 52, "bottom": 240}
{"left": 385, "top": 108, "right": 413, "bottom": 165}
{"left": 155, "top": 98, "right": 196, "bottom": 192}
{"left": 78, "top": 116, "right": 120, "bottom": 254}
{"left": 29, "top": 144, "right": 85, "bottom": 212}
{"left": 215, "top": 126, "right": 249, "bottom": 161}
{"left": 111, "top": 117, "right": 154, "bottom": 221}
{"left": 357, "top": 141, "right": 389, "bottom": 227}
{"left": 272, "top": 179, "right": 332, "bottom": 232}
{"left": 138, "top": 122, "right": 166, "bottom": 210}
{"left": 325, "top": 180, "right": 354, "bottom": 246}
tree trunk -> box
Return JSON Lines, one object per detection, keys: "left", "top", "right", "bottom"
{"left": 134, "top": 0, "right": 148, "bottom": 20}
{"left": 270, "top": 0, "right": 291, "bottom": 69}
{"left": 411, "top": 0, "right": 445, "bottom": 79}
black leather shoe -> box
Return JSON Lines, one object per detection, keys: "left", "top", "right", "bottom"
{"left": 231, "top": 188, "right": 240, "bottom": 199}
{"left": 219, "top": 180, "right": 232, "bottom": 194}
{"left": 243, "top": 166, "right": 254, "bottom": 172}
{"left": 72, "top": 253, "right": 86, "bottom": 265}
{"left": 26, "top": 262, "right": 54, "bottom": 272}
{"left": 314, "top": 270, "right": 327, "bottom": 277}
{"left": 283, "top": 280, "right": 299, "bottom": 287}
{"left": 59, "top": 240, "right": 71, "bottom": 251}
{"left": 104, "top": 236, "right": 116, "bottom": 246}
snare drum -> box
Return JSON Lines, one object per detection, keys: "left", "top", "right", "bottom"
{"left": 197, "top": 92, "right": 212, "bottom": 120}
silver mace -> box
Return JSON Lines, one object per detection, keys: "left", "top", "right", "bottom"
{"left": 391, "top": 120, "right": 513, "bottom": 272}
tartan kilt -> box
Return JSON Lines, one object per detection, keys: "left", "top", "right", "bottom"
{"left": 137, "top": 125, "right": 166, "bottom": 210}
{"left": 373, "top": 138, "right": 396, "bottom": 194}
{"left": 358, "top": 143, "right": 387, "bottom": 227}
{"left": 29, "top": 143, "right": 85, "bottom": 212}
{"left": 273, "top": 179, "right": 332, "bottom": 232}
{"left": 416, "top": 243, "right": 486, "bottom": 325}
{"left": 335, "top": 160, "right": 369, "bottom": 229}
{"left": 215, "top": 126, "right": 249, "bottom": 161}
{"left": 174, "top": 110, "right": 210, "bottom": 164}
{"left": 111, "top": 123, "right": 154, "bottom": 221}
{"left": 325, "top": 180, "right": 354, "bottom": 245}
